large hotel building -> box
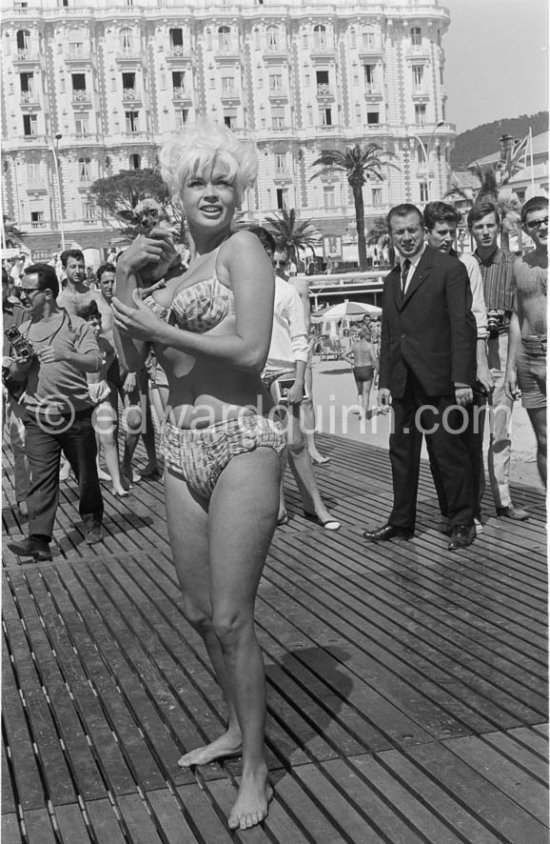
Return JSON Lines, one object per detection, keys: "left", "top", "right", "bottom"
{"left": 1, "top": 0, "right": 455, "bottom": 263}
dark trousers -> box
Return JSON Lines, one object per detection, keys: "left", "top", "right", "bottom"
{"left": 428, "top": 385, "right": 485, "bottom": 521}
{"left": 24, "top": 408, "right": 103, "bottom": 543}
{"left": 389, "top": 373, "right": 474, "bottom": 531}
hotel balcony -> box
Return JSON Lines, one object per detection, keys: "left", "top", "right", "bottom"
{"left": 363, "top": 84, "right": 383, "bottom": 102}
{"left": 20, "top": 90, "right": 40, "bottom": 108}
{"left": 171, "top": 87, "right": 192, "bottom": 105}
{"left": 12, "top": 48, "right": 40, "bottom": 66}
{"left": 122, "top": 88, "right": 143, "bottom": 105}
{"left": 64, "top": 48, "right": 91, "bottom": 64}
{"left": 72, "top": 91, "right": 92, "bottom": 106}
{"left": 165, "top": 45, "right": 192, "bottom": 64}
{"left": 316, "top": 83, "right": 335, "bottom": 101}
{"left": 411, "top": 87, "right": 430, "bottom": 102}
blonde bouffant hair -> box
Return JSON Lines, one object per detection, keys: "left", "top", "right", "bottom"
{"left": 159, "top": 120, "right": 258, "bottom": 206}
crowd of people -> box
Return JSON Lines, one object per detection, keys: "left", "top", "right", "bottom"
{"left": 2, "top": 120, "right": 547, "bottom": 831}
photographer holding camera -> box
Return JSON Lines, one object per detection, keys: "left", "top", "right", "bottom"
{"left": 5, "top": 263, "right": 104, "bottom": 561}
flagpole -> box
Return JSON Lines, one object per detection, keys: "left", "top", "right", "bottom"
{"left": 529, "top": 127, "right": 535, "bottom": 194}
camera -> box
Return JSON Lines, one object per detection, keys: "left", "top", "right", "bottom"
{"left": 4, "top": 325, "right": 35, "bottom": 361}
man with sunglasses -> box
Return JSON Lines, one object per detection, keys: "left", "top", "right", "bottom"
{"left": 505, "top": 196, "right": 547, "bottom": 486}
{"left": 468, "top": 202, "right": 529, "bottom": 521}
{"left": 5, "top": 263, "right": 104, "bottom": 561}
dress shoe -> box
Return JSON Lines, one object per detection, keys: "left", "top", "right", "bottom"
{"left": 496, "top": 505, "right": 529, "bottom": 521}
{"left": 84, "top": 524, "right": 103, "bottom": 545}
{"left": 447, "top": 524, "right": 475, "bottom": 551}
{"left": 362, "top": 523, "right": 413, "bottom": 542}
{"left": 8, "top": 537, "right": 52, "bottom": 562}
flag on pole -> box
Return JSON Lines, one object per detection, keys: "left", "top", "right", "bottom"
{"left": 508, "top": 134, "right": 530, "bottom": 175}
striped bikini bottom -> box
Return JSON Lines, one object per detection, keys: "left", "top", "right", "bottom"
{"left": 159, "top": 414, "right": 287, "bottom": 500}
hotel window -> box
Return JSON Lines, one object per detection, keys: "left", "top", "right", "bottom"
{"left": 269, "top": 73, "right": 282, "bottom": 92}
{"left": 271, "top": 106, "right": 285, "bottom": 129}
{"left": 275, "top": 152, "right": 286, "bottom": 173}
{"left": 320, "top": 107, "right": 332, "bottom": 126}
{"left": 362, "top": 29, "right": 375, "bottom": 49}
{"left": 82, "top": 201, "right": 95, "bottom": 222}
{"left": 79, "top": 157, "right": 91, "bottom": 181}
{"left": 71, "top": 73, "right": 86, "bottom": 98}
{"left": 223, "top": 110, "right": 237, "bottom": 128}
{"left": 176, "top": 109, "right": 188, "bottom": 128}
{"left": 412, "top": 65, "right": 424, "bottom": 91}
{"left": 20, "top": 71, "right": 34, "bottom": 97}
{"left": 316, "top": 70, "right": 329, "bottom": 94}
{"left": 120, "top": 28, "right": 133, "bottom": 55}
{"left": 414, "top": 103, "right": 426, "bottom": 125}
{"left": 123, "top": 72, "right": 136, "bottom": 98}
{"left": 125, "top": 110, "right": 139, "bottom": 133}
{"left": 276, "top": 188, "right": 287, "bottom": 209}
{"left": 313, "top": 24, "right": 327, "bottom": 51}
{"left": 367, "top": 111, "right": 379, "bottom": 125}
{"left": 31, "top": 210, "right": 44, "bottom": 227}
{"left": 23, "top": 114, "right": 38, "bottom": 136}
{"left": 266, "top": 26, "right": 279, "bottom": 49}
{"left": 410, "top": 27, "right": 422, "bottom": 46}
{"left": 16, "top": 29, "right": 30, "bottom": 53}
{"left": 169, "top": 27, "right": 183, "bottom": 54}
{"left": 27, "top": 162, "right": 40, "bottom": 181}
{"left": 323, "top": 186, "right": 335, "bottom": 209}
{"left": 419, "top": 182, "right": 429, "bottom": 202}
{"left": 372, "top": 188, "right": 382, "bottom": 206}
{"left": 129, "top": 153, "right": 141, "bottom": 169}
{"left": 222, "top": 76, "right": 235, "bottom": 96}
{"left": 75, "top": 115, "right": 89, "bottom": 135}
{"left": 218, "top": 26, "right": 231, "bottom": 51}
{"left": 68, "top": 30, "right": 84, "bottom": 57}
{"left": 364, "top": 64, "right": 376, "bottom": 88}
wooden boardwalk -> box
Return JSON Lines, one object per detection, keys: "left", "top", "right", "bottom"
{"left": 2, "top": 432, "right": 548, "bottom": 844}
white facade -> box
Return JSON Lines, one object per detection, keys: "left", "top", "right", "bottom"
{"left": 1, "top": 0, "right": 455, "bottom": 260}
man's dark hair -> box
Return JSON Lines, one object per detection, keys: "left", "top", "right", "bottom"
{"left": 387, "top": 203, "right": 423, "bottom": 231}
{"left": 423, "top": 201, "right": 461, "bottom": 231}
{"left": 76, "top": 299, "right": 100, "bottom": 321}
{"left": 61, "top": 248, "right": 85, "bottom": 267}
{"left": 23, "top": 263, "right": 60, "bottom": 298}
{"left": 467, "top": 201, "right": 500, "bottom": 231}
{"left": 521, "top": 195, "right": 548, "bottom": 226}
{"left": 247, "top": 225, "right": 277, "bottom": 256}
{"left": 96, "top": 262, "right": 116, "bottom": 282}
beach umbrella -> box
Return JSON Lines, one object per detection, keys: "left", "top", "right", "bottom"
{"left": 321, "top": 300, "right": 382, "bottom": 318}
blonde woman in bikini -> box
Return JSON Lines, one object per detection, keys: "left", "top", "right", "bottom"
{"left": 112, "top": 122, "right": 285, "bottom": 831}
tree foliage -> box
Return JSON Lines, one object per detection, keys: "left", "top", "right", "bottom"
{"left": 88, "top": 169, "right": 184, "bottom": 240}
{"left": 263, "top": 208, "right": 321, "bottom": 269}
{"left": 3, "top": 216, "right": 26, "bottom": 248}
{"left": 450, "top": 111, "right": 548, "bottom": 170}
{"left": 310, "top": 143, "right": 397, "bottom": 270}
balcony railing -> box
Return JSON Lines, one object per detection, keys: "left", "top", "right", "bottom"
{"left": 122, "top": 88, "right": 141, "bottom": 102}
{"left": 20, "top": 90, "right": 38, "bottom": 104}
{"left": 316, "top": 83, "right": 334, "bottom": 97}
{"left": 72, "top": 91, "right": 91, "bottom": 103}
{"left": 65, "top": 48, "right": 91, "bottom": 62}
{"left": 14, "top": 48, "right": 39, "bottom": 62}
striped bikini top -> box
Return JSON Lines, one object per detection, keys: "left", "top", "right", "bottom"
{"left": 142, "top": 247, "right": 234, "bottom": 333}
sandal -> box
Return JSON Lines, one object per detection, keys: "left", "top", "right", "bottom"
{"left": 303, "top": 511, "right": 341, "bottom": 531}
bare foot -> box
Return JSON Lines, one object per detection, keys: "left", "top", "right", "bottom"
{"left": 178, "top": 731, "right": 242, "bottom": 768}
{"left": 228, "top": 770, "right": 273, "bottom": 831}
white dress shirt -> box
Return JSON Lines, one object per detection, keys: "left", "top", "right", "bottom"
{"left": 265, "top": 276, "right": 309, "bottom": 372}
{"left": 398, "top": 244, "right": 426, "bottom": 294}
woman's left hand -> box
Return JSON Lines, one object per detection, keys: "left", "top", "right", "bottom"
{"left": 112, "top": 293, "right": 165, "bottom": 342}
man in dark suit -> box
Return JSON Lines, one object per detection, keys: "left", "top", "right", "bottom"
{"left": 363, "top": 204, "right": 477, "bottom": 551}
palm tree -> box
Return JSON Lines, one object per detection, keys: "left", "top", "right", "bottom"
{"left": 2, "top": 216, "right": 26, "bottom": 248}
{"left": 263, "top": 208, "right": 321, "bottom": 271}
{"left": 310, "top": 143, "right": 397, "bottom": 271}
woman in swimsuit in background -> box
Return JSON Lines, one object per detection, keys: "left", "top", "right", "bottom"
{"left": 345, "top": 326, "right": 379, "bottom": 420}
{"left": 112, "top": 122, "right": 285, "bottom": 831}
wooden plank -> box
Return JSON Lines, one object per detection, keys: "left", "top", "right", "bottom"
{"left": 85, "top": 798, "right": 127, "bottom": 844}
{"left": 443, "top": 734, "right": 549, "bottom": 823}
{"left": 175, "top": 782, "right": 255, "bottom": 844}
{"left": 484, "top": 727, "right": 548, "bottom": 779}
{"left": 23, "top": 808, "right": 57, "bottom": 844}
{"left": 147, "top": 788, "right": 204, "bottom": 844}
{"left": 116, "top": 793, "right": 165, "bottom": 844}
{"left": 2, "top": 736, "right": 17, "bottom": 815}
{"left": 54, "top": 803, "right": 91, "bottom": 844}
{"left": 1, "top": 814, "right": 23, "bottom": 844}
{"left": 201, "top": 779, "right": 273, "bottom": 843}
{"left": 406, "top": 740, "right": 549, "bottom": 844}
{"left": 2, "top": 640, "right": 46, "bottom": 812}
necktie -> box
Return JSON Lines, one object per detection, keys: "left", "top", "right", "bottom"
{"left": 401, "top": 258, "right": 411, "bottom": 294}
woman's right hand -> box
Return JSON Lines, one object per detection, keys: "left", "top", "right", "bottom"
{"left": 118, "top": 228, "right": 177, "bottom": 283}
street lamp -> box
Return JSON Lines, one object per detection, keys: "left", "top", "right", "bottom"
{"left": 409, "top": 120, "right": 445, "bottom": 202}
{"left": 50, "top": 133, "right": 66, "bottom": 250}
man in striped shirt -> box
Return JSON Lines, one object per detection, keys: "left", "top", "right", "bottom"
{"left": 468, "top": 202, "right": 529, "bottom": 521}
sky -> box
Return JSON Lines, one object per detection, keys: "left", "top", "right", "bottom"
{"left": 442, "top": 0, "right": 549, "bottom": 133}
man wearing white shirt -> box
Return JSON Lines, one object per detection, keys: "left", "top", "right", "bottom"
{"left": 249, "top": 228, "right": 340, "bottom": 531}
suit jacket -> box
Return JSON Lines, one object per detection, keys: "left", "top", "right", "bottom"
{"left": 378, "top": 246, "right": 476, "bottom": 399}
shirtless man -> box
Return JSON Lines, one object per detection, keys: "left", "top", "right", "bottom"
{"left": 57, "top": 249, "right": 97, "bottom": 314}
{"left": 505, "top": 196, "right": 547, "bottom": 486}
